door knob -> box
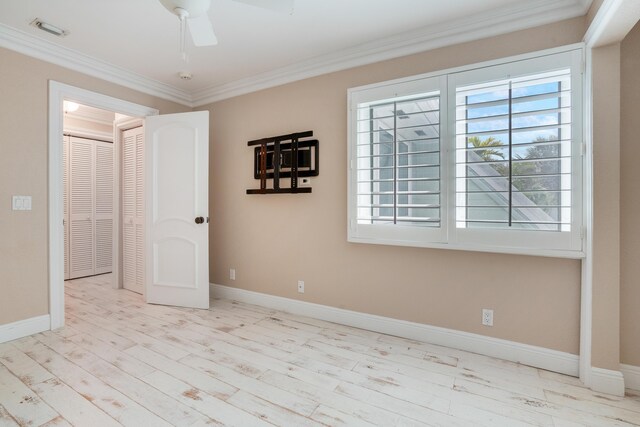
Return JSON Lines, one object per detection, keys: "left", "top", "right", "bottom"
{"left": 195, "top": 216, "right": 204, "bottom": 224}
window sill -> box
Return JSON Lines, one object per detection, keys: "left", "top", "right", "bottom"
{"left": 347, "top": 235, "right": 585, "bottom": 259}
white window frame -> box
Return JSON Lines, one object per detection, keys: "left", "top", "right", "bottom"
{"left": 348, "top": 75, "right": 448, "bottom": 246}
{"left": 347, "top": 44, "right": 585, "bottom": 259}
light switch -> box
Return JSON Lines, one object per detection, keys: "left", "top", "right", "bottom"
{"left": 12, "top": 196, "right": 22, "bottom": 210}
{"left": 12, "top": 195, "right": 32, "bottom": 211}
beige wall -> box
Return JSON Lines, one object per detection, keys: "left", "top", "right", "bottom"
{"left": 0, "top": 47, "right": 189, "bottom": 325}
{"left": 591, "top": 43, "right": 622, "bottom": 370}
{"left": 203, "top": 17, "right": 586, "bottom": 354}
{"left": 620, "top": 22, "right": 640, "bottom": 367}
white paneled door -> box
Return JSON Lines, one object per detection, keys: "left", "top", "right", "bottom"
{"left": 144, "top": 111, "right": 209, "bottom": 309}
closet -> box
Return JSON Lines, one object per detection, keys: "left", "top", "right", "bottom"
{"left": 121, "top": 126, "right": 145, "bottom": 294}
{"left": 63, "top": 135, "right": 114, "bottom": 280}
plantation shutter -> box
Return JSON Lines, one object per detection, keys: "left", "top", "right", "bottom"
{"left": 454, "top": 69, "right": 573, "bottom": 232}
{"left": 349, "top": 48, "right": 582, "bottom": 254}
{"left": 355, "top": 93, "right": 442, "bottom": 227}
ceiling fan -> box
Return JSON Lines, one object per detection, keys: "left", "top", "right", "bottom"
{"left": 159, "top": 0, "right": 295, "bottom": 52}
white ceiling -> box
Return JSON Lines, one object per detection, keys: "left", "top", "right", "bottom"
{"left": 0, "top": 0, "right": 591, "bottom": 106}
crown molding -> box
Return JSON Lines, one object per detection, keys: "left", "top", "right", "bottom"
{"left": 0, "top": 23, "right": 193, "bottom": 107}
{"left": 584, "top": 0, "right": 640, "bottom": 47}
{"left": 0, "top": 0, "right": 591, "bottom": 108}
{"left": 191, "top": 0, "right": 592, "bottom": 106}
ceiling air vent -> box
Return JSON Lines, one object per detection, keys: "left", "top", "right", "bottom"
{"left": 30, "top": 19, "right": 68, "bottom": 37}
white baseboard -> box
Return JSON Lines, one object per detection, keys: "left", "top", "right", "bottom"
{"left": 211, "top": 283, "right": 579, "bottom": 377}
{"left": 0, "top": 315, "right": 50, "bottom": 344}
{"left": 621, "top": 364, "right": 640, "bottom": 391}
{"left": 591, "top": 367, "right": 626, "bottom": 396}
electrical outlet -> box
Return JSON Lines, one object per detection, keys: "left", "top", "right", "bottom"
{"left": 230, "top": 268, "right": 236, "bottom": 280}
{"left": 482, "top": 309, "right": 494, "bottom": 326}
{"left": 297, "top": 280, "right": 305, "bottom": 293}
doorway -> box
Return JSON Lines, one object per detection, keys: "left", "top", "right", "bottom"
{"left": 63, "top": 103, "right": 116, "bottom": 281}
{"left": 48, "top": 81, "right": 159, "bottom": 329}
{"left": 62, "top": 104, "right": 146, "bottom": 296}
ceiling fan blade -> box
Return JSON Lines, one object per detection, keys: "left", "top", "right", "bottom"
{"left": 233, "top": 0, "right": 295, "bottom": 14}
{"left": 188, "top": 14, "right": 218, "bottom": 46}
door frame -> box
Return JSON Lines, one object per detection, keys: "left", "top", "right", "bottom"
{"left": 48, "top": 81, "right": 158, "bottom": 329}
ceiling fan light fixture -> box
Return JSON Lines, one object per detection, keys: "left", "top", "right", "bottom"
{"left": 158, "top": 0, "right": 294, "bottom": 54}
{"left": 30, "top": 18, "right": 68, "bottom": 37}
{"left": 173, "top": 6, "right": 190, "bottom": 20}
{"left": 160, "top": 0, "right": 211, "bottom": 18}
{"left": 160, "top": 0, "right": 217, "bottom": 60}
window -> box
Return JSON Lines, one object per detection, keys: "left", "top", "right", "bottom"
{"left": 356, "top": 92, "right": 442, "bottom": 227}
{"left": 348, "top": 47, "right": 583, "bottom": 257}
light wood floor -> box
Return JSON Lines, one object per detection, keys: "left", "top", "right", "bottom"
{"left": 0, "top": 274, "right": 639, "bottom": 426}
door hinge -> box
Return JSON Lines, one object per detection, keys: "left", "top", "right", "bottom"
{"left": 580, "top": 226, "right": 586, "bottom": 240}
{"left": 581, "top": 142, "right": 586, "bottom": 156}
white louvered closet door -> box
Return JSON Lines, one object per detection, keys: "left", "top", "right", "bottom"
{"left": 69, "top": 137, "right": 95, "bottom": 278}
{"left": 68, "top": 136, "right": 114, "bottom": 279}
{"left": 122, "top": 127, "right": 144, "bottom": 294}
{"left": 63, "top": 135, "right": 70, "bottom": 280}
{"left": 95, "top": 141, "right": 114, "bottom": 275}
